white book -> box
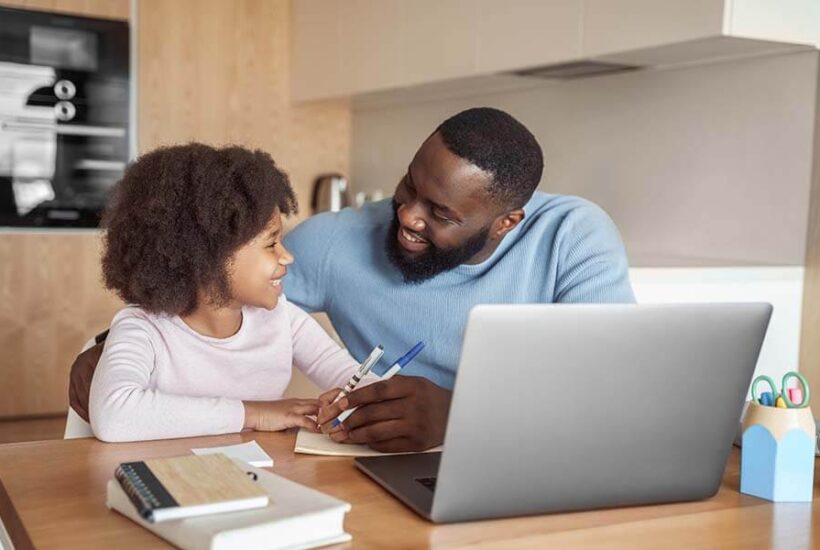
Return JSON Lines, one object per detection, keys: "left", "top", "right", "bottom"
{"left": 107, "top": 460, "right": 352, "bottom": 550}
{"left": 295, "top": 429, "right": 442, "bottom": 457}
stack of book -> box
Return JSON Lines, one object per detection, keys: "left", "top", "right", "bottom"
{"left": 107, "top": 453, "right": 351, "bottom": 549}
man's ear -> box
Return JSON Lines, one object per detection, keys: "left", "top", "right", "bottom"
{"left": 491, "top": 208, "right": 525, "bottom": 240}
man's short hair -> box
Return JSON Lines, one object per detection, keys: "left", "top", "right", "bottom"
{"left": 436, "top": 107, "right": 544, "bottom": 209}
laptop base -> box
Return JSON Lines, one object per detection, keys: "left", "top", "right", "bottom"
{"left": 355, "top": 452, "right": 441, "bottom": 519}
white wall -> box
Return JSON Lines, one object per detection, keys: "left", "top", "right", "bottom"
{"left": 352, "top": 51, "right": 818, "bottom": 267}
{"left": 631, "top": 267, "right": 804, "bottom": 385}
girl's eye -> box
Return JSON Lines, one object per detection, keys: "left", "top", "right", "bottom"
{"left": 267, "top": 241, "right": 278, "bottom": 249}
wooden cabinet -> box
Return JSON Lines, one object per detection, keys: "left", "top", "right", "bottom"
{"left": 292, "top": 0, "right": 820, "bottom": 101}
{"left": 0, "top": 0, "right": 129, "bottom": 20}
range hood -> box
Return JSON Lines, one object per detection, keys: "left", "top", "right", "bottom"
{"left": 499, "top": 0, "right": 820, "bottom": 82}
{"left": 512, "top": 61, "right": 640, "bottom": 80}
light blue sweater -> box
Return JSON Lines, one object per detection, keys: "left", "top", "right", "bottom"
{"left": 283, "top": 192, "right": 634, "bottom": 389}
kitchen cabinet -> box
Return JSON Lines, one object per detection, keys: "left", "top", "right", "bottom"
{"left": 292, "top": 0, "right": 820, "bottom": 102}
{"left": 475, "top": 0, "right": 582, "bottom": 74}
{"left": 293, "top": 0, "right": 484, "bottom": 101}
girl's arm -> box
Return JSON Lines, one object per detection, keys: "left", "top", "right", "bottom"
{"left": 88, "top": 316, "right": 245, "bottom": 442}
{"left": 287, "top": 301, "right": 379, "bottom": 390}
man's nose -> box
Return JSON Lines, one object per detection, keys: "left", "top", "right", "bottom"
{"left": 398, "top": 202, "right": 427, "bottom": 232}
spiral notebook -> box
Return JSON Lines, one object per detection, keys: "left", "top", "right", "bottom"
{"left": 115, "top": 453, "right": 269, "bottom": 523}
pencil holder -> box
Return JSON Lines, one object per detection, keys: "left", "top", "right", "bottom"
{"left": 740, "top": 402, "right": 815, "bottom": 502}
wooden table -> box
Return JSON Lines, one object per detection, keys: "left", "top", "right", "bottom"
{"left": 0, "top": 432, "right": 817, "bottom": 549}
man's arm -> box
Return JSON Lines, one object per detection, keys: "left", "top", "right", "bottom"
{"left": 69, "top": 329, "right": 110, "bottom": 422}
{"left": 69, "top": 340, "right": 105, "bottom": 422}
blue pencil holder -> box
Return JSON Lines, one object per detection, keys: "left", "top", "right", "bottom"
{"left": 740, "top": 402, "right": 815, "bottom": 502}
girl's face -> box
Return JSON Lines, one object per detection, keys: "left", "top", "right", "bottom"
{"left": 228, "top": 209, "right": 293, "bottom": 310}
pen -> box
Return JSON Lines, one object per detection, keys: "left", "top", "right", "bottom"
{"left": 332, "top": 341, "right": 425, "bottom": 427}
{"left": 331, "top": 345, "right": 384, "bottom": 406}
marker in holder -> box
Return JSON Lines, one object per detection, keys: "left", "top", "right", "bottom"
{"left": 740, "top": 401, "right": 815, "bottom": 502}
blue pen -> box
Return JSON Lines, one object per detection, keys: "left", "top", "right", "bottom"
{"left": 332, "top": 341, "right": 425, "bottom": 427}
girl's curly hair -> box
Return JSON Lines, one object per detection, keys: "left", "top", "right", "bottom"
{"left": 101, "top": 143, "right": 297, "bottom": 316}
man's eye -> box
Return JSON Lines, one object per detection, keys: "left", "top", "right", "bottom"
{"left": 433, "top": 212, "right": 454, "bottom": 224}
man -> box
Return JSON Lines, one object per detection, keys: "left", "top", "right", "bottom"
{"left": 70, "top": 107, "right": 633, "bottom": 451}
{"left": 287, "top": 107, "right": 634, "bottom": 452}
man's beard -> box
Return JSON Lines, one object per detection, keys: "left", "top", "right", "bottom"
{"left": 385, "top": 200, "right": 491, "bottom": 284}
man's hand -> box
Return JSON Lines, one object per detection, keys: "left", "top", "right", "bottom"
{"left": 69, "top": 342, "right": 104, "bottom": 422}
{"left": 317, "top": 376, "right": 452, "bottom": 453}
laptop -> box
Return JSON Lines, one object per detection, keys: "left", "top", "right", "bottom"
{"left": 355, "top": 303, "right": 772, "bottom": 523}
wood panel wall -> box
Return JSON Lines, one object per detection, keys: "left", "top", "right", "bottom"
{"left": 138, "top": 0, "right": 351, "bottom": 214}
{"left": 0, "top": 0, "right": 351, "bottom": 417}
{"left": 0, "top": 233, "right": 122, "bottom": 417}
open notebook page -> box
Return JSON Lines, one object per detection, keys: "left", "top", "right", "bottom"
{"left": 295, "top": 429, "right": 442, "bottom": 457}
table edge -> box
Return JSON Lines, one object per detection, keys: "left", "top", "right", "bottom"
{"left": 0, "top": 475, "right": 34, "bottom": 550}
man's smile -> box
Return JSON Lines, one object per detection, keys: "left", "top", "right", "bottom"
{"left": 398, "top": 226, "right": 430, "bottom": 253}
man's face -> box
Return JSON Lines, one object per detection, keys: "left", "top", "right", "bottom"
{"left": 385, "top": 132, "right": 503, "bottom": 283}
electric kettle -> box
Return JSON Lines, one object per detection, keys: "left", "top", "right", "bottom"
{"left": 310, "top": 173, "right": 352, "bottom": 214}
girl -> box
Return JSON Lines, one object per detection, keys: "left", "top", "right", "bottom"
{"left": 89, "top": 143, "right": 366, "bottom": 442}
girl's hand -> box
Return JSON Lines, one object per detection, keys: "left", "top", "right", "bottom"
{"left": 317, "top": 388, "right": 344, "bottom": 433}
{"left": 243, "top": 399, "right": 320, "bottom": 432}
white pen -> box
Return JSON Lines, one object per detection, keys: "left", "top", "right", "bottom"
{"left": 332, "top": 341, "right": 425, "bottom": 427}
{"left": 330, "top": 345, "right": 384, "bottom": 406}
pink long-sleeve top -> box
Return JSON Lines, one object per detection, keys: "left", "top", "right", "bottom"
{"left": 89, "top": 295, "right": 368, "bottom": 442}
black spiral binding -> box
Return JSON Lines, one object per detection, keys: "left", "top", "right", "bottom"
{"left": 115, "top": 462, "right": 179, "bottom": 523}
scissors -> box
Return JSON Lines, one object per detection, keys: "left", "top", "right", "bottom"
{"left": 751, "top": 371, "right": 811, "bottom": 408}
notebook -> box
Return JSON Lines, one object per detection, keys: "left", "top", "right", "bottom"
{"left": 191, "top": 440, "right": 274, "bottom": 467}
{"left": 115, "top": 453, "right": 269, "bottom": 523}
{"left": 107, "top": 459, "right": 352, "bottom": 550}
{"left": 295, "top": 429, "right": 443, "bottom": 457}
